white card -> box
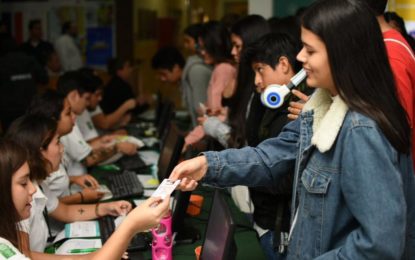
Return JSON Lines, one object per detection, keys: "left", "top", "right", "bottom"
{"left": 151, "top": 179, "right": 180, "bottom": 199}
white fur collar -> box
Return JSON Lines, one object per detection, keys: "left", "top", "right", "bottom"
{"left": 303, "top": 89, "right": 349, "bottom": 153}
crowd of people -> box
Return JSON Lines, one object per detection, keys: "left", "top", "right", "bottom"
{"left": 0, "top": 0, "right": 414, "bottom": 259}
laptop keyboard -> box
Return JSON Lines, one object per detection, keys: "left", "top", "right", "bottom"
{"left": 116, "top": 154, "right": 147, "bottom": 171}
{"left": 106, "top": 170, "right": 144, "bottom": 200}
{"left": 99, "top": 216, "right": 149, "bottom": 251}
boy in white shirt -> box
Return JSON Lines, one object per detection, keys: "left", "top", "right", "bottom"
{"left": 56, "top": 71, "right": 137, "bottom": 177}
{"left": 28, "top": 90, "right": 103, "bottom": 203}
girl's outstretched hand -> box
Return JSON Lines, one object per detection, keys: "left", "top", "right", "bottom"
{"left": 169, "top": 156, "right": 208, "bottom": 191}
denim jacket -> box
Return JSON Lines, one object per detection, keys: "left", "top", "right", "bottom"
{"left": 203, "top": 89, "right": 415, "bottom": 259}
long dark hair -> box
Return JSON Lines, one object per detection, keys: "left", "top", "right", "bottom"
{"left": 0, "top": 139, "right": 28, "bottom": 249}
{"left": 384, "top": 11, "right": 415, "bottom": 53}
{"left": 6, "top": 115, "right": 58, "bottom": 181}
{"left": 27, "top": 90, "right": 65, "bottom": 121}
{"left": 199, "top": 21, "right": 233, "bottom": 64}
{"left": 231, "top": 15, "right": 270, "bottom": 48}
{"left": 227, "top": 16, "right": 270, "bottom": 148}
{"left": 302, "top": 0, "right": 410, "bottom": 153}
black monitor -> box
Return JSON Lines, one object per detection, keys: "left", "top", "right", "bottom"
{"left": 157, "top": 100, "right": 175, "bottom": 139}
{"left": 200, "top": 190, "right": 237, "bottom": 260}
{"left": 155, "top": 123, "right": 200, "bottom": 244}
{"left": 154, "top": 91, "right": 163, "bottom": 126}
{"left": 157, "top": 123, "right": 184, "bottom": 182}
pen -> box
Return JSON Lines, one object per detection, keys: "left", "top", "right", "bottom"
{"left": 69, "top": 248, "right": 98, "bottom": 254}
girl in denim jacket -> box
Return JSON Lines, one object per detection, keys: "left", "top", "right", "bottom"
{"left": 170, "top": 0, "right": 415, "bottom": 259}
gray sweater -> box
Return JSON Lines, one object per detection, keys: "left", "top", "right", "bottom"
{"left": 181, "top": 55, "right": 212, "bottom": 127}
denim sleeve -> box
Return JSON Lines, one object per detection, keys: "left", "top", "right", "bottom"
{"left": 202, "top": 119, "right": 299, "bottom": 188}
{"left": 316, "top": 125, "right": 406, "bottom": 260}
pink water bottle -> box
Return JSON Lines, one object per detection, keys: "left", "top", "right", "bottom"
{"left": 151, "top": 212, "right": 173, "bottom": 260}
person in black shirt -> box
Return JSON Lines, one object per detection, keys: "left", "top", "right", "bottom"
{"left": 0, "top": 34, "right": 48, "bottom": 131}
{"left": 20, "top": 19, "right": 54, "bottom": 67}
{"left": 101, "top": 58, "right": 147, "bottom": 115}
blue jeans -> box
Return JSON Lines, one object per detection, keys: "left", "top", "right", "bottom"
{"left": 259, "top": 231, "right": 286, "bottom": 260}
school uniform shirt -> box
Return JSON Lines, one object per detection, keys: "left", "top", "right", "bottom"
{"left": 60, "top": 124, "right": 92, "bottom": 176}
{"left": 89, "top": 105, "right": 103, "bottom": 117}
{"left": 17, "top": 219, "right": 29, "bottom": 234}
{"left": 77, "top": 110, "right": 99, "bottom": 141}
{"left": 43, "top": 164, "right": 70, "bottom": 198}
{"left": 0, "top": 237, "right": 30, "bottom": 260}
{"left": 28, "top": 183, "right": 59, "bottom": 252}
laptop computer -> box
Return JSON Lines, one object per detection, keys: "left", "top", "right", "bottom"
{"left": 104, "top": 123, "right": 183, "bottom": 200}
{"left": 200, "top": 190, "right": 237, "bottom": 260}
{"left": 98, "top": 215, "right": 150, "bottom": 252}
{"left": 104, "top": 170, "right": 144, "bottom": 200}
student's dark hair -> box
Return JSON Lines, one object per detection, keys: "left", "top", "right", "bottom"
{"left": 302, "top": 0, "right": 410, "bottom": 153}
{"left": 220, "top": 13, "right": 241, "bottom": 31}
{"left": 268, "top": 16, "right": 301, "bottom": 48}
{"left": 57, "top": 71, "right": 86, "bottom": 97}
{"left": 6, "top": 115, "right": 57, "bottom": 181}
{"left": 365, "top": 0, "right": 387, "bottom": 15}
{"left": 226, "top": 18, "right": 271, "bottom": 148}
{"left": 231, "top": 15, "right": 270, "bottom": 48}
{"left": 28, "top": 19, "right": 41, "bottom": 31}
{"left": 40, "top": 48, "right": 56, "bottom": 66}
{"left": 0, "top": 139, "right": 28, "bottom": 250}
{"left": 107, "top": 57, "right": 130, "bottom": 77}
{"left": 78, "top": 67, "right": 103, "bottom": 93}
{"left": 151, "top": 46, "right": 185, "bottom": 70}
{"left": 27, "top": 89, "right": 65, "bottom": 121}
{"left": 243, "top": 33, "right": 301, "bottom": 72}
{"left": 184, "top": 23, "right": 203, "bottom": 42}
{"left": 61, "top": 21, "right": 72, "bottom": 34}
{"left": 199, "top": 21, "right": 233, "bottom": 64}
{"left": 384, "top": 11, "right": 415, "bottom": 52}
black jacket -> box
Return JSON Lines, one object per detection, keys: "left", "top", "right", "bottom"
{"left": 0, "top": 51, "right": 48, "bottom": 129}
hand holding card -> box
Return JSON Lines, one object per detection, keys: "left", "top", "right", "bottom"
{"left": 151, "top": 179, "right": 181, "bottom": 200}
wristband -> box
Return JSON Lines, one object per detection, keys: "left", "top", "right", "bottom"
{"left": 78, "top": 191, "right": 84, "bottom": 203}
{"left": 95, "top": 202, "right": 102, "bottom": 217}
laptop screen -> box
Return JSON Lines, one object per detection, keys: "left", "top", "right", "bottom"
{"left": 200, "top": 190, "right": 236, "bottom": 260}
{"left": 157, "top": 124, "right": 184, "bottom": 182}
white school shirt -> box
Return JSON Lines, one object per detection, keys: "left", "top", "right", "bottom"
{"left": 0, "top": 237, "right": 30, "bottom": 260}
{"left": 77, "top": 110, "right": 99, "bottom": 141}
{"left": 89, "top": 105, "right": 103, "bottom": 117}
{"left": 28, "top": 183, "right": 59, "bottom": 252}
{"left": 60, "top": 124, "right": 92, "bottom": 176}
{"left": 43, "top": 164, "right": 70, "bottom": 198}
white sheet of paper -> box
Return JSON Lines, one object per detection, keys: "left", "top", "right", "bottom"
{"left": 141, "top": 137, "right": 159, "bottom": 147}
{"left": 64, "top": 221, "right": 100, "bottom": 238}
{"left": 53, "top": 229, "right": 66, "bottom": 244}
{"left": 98, "top": 184, "right": 113, "bottom": 201}
{"left": 138, "top": 150, "right": 160, "bottom": 166}
{"left": 56, "top": 239, "right": 102, "bottom": 255}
